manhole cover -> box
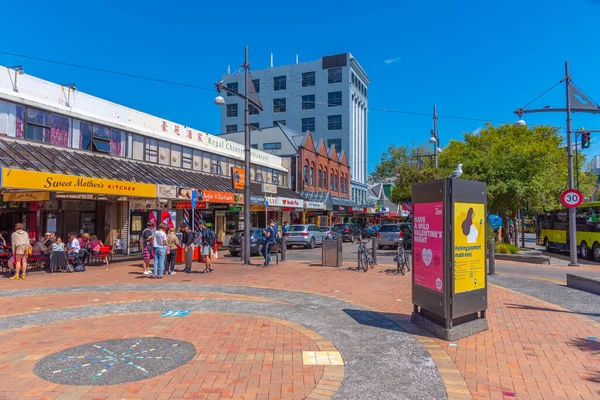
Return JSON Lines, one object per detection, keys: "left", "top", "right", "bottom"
{"left": 34, "top": 338, "right": 196, "bottom": 385}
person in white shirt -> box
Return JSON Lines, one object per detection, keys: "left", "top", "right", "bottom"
{"left": 68, "top": 233, "right": 87, "bottom": 264}
{"left": 152, "top": 223, "right": 168, "bottom": 279}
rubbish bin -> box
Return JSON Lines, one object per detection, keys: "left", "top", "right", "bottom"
{"left": 322, "top": 234, "right": 343, "bottom": 267}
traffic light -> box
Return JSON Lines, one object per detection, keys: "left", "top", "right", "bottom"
{"left": 582, "top": 131, "right": 591, "bottom": 149}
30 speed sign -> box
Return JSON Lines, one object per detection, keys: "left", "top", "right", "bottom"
{"left": 560, "top": 189, "right": 584, "bottom": 208}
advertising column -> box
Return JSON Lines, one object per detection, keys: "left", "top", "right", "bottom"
{"left": 453, "top": 203, "right": 486, "bottom": 293}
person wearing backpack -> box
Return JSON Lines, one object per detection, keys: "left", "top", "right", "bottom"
{"left": 180, "top": 222, "right": 195, "bottom": 273}
{"left": 199, "top": 220, "right": 215, "bottom": 273}
{"left": 141, "top": 222, "right": 155, "bottom": 275}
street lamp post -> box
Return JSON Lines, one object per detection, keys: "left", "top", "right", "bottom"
{"left": 214, "top": 47, "right": 263, "bottom": 265}
{"left": 514, "top": 61, "right": 600, "bottom": 267}
{"left": 430, "top": 104, "right": 439, "bottom": 168}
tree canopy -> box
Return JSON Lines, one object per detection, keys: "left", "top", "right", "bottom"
{"left": 438, "top": 123, "right": 595, "bottom": 217}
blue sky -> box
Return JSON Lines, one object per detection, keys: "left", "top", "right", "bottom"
{"left": 2, "top": 0, "right": 600, "bottom": 172}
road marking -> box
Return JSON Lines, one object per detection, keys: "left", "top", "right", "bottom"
{"left": 532, "top": 278, "right": 566, "bottom": 285}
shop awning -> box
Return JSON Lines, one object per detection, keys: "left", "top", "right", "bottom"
{"left": 0, "top": 138, "right": 288, "bottom": 201}
{"left": 331, "top": 196, "right": 360, "bottom": 212}
{"left": 298, "top": 191, "right": 333, "bottom": 210}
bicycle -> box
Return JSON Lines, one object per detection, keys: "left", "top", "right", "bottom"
{"left": 393, "top": 240, "right": 411, "bottom": 275}
{"left": 357, "top": 241, "right": 374, "bottom": 272}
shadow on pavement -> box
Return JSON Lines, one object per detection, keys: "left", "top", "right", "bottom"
{"left": 343, "top": 309, "right": 406, "bottom": 332}
{"left": 505, "top": 303, "right": 600, "bottom": 318}
{"left": 568, "top": 338, "right": 600, "bottom": 387}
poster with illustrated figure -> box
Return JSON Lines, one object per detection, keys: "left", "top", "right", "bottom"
{"left": 413, "top": 202, "right": 444, "bottom": 293}
{"left": 453, "top": 202, "right": 486, "bottom": 293}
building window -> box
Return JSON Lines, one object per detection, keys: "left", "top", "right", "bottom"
{"left": 249, "top": 122, "right": 259, "bottom": 130}
{"left": 145, "top": 138, "right": 158, "bottom": 163}
{"left": 0, "top": 100, "right": 25, "bottom": 139}
{"left": 252, "top": 79, "right": 260, "bottom": 93}
{"left": 251, "top": 144, "right": 258, "bottom": 149}
{"left": 328, "top": 91, "right": 342, "bottom": 107}
{"left": 318, "top": 169, "right": 323, "bottom": 188}
{"left": 327, "top": 115, "right": 342, "bottom": 130}
{"left": 91, "top": 125, "right": 111, "bottom": 153}
{"left": 303, "top": 165, "right": 309, "bottom": 186}
{"left": 330, "top": 172, "right": 334, "bottom": 190}
{"left": 226, "top": 82, "right": 238, "bottom": 97}
{"left": 171, "top": 144, "right": 182, "bottom": 167}
{"left": 302, "top": 94, "right": 315, "bottom": 110}
{"left": 310, "top": 165, "right": 315, "bottom": 187}
{"left": 273, "top": 98, "right": 286, "bottom": 113}
{"left": 323, "top": 168, "right": 328, "bottom": 189}
{"left": 182, "top": 147, "right": 193, "bottom": 169}
{"left": 132, "top": 134, "right": 144, "bottom": 161}
{"left": 226, "top": 124, "right": 237, "bottom": 133}
{"left": 328, "top": 67, "right": 342, "bottom": 84}
{"left": 272, "top": 171, "right": 280, "bottom": 185}
{"left": 302, "top": 72, "right": 315, "bottom": 87}
{"left": 273, "top": 76, "right": 286, "bottom": 91}
{"left": 110, "top": 129, "right": 128, "bottom": 157}
{"left": 263, "top": 142, "right": 282, "bottom": 150}
{"left": 256, "top": 172, "right": 263, "bottom": 182}
{"left": 328, "top": 138, "right": 342, "bottom": 154}
{"left": 226, "top": 103, "right": 238, "bottom": 118}
{"left": 249, "top": 103, "right": 260, "bottom": 115}
{"left": 301, "top": 117, "right": 315, "bottom": 133}
{"left": 273, "top": 120, "right": 286, "bottom": 126}
{"left": 72, "top": 119, "right": 91, "bottom": 150}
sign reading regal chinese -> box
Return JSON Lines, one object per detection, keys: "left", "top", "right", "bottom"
{"left": 1, "top": 169, "right": 157, "bottom": 198}
{"left": 231, "top": 167, "right": 245, "bottom": 190}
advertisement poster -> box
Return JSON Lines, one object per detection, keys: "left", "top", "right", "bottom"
{"left": 413, "top": 202, "right": 444, "bottom": 292}
{"left": 453, "top": 202, "right": 486, "bottom": 293}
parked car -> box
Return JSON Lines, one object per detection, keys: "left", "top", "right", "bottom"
{"left": 228, "top": 229, "right": 280, "bottom": 257}
{"left": 377, "top": 223, "right": 413, "bottom": 249}
{"left": 361, "top": 225, "right": 380, "bottom": 238}
{"left": 332, "top": 223, "right": 362, "bottom": 242}
{"left": 284, "top": 224, "right": 325, "bottom": 249}
{"left": 320, "top": 226, "right": 334, "bottom": 240}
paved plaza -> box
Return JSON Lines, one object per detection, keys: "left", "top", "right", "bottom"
{"left": 0, "top": 247, "right": 599, "bottom": 399}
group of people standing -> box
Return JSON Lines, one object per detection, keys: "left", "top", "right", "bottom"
{"left": 140, "top": 220, "right": 216, "bottom": 279}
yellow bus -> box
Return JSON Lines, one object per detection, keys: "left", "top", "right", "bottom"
{"left": 523, "top": 219, "right": 534, "bottom": 233}
{"left": 537, "top": 202, "right": 600, "bottom": 261}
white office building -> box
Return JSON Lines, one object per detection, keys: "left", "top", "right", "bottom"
{"left": 218, "top": 53, "right": 369, "bottom": 205}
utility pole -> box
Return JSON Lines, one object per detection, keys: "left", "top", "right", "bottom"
{"left": 432, "top": 104, "right": 438, "bottom": 169}
{"left": 565, "top": 61, "right": 579, "bottom": 266}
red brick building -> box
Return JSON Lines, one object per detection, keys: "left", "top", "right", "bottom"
{"left": 297, "top": 132, "right": 350, "bottom": 198}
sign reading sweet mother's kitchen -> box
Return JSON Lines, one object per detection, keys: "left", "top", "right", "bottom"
{"left": 413, "top": 202, "right": 444, "bottom": 293}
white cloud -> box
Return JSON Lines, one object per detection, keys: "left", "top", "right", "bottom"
{"left": 384, "top": 56, "right": 401, "bottom": 65}
{"left": 472, "top": 127, "right": 483, "bottom": 134}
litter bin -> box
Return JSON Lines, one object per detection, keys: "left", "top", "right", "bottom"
{"left": 322, "top": 234, "right": 343, "bottom": 267}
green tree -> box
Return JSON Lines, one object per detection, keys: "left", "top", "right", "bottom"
{"left": 438, "top": 123, "right": 596, "bottom": 243}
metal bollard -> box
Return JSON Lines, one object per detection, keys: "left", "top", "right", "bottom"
{"left": 281, "top": 236, "right": 286, "bottom": 261}
{"left": 371, "top": 237, "right": 378, "bottom": 265}
{"left": 240, "top": 240, "right": 244, "bottom": 262}
{"left": 488, "top": 240, "right": 495, "bottom": 275}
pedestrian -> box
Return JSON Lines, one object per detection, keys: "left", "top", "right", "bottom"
{"left": 152, "top": 223, "right": 168, "bottom": 279}
{"left": 50, "top": 237, "right": 66, "bottom": 273}
{"left": 199, "top": 220, "right": 215, "bottom": 273}
{"left": 11, "top": 223, "right": 30, "bottom": 280}
{"left": 165, "top": 228, "right": 179, "bottom": 275}
{"left": 282, "top": 221, "right": 290, "bottom": 234}
{"left": 68, "top": 233, "right": 87, "bottom": 266}
{"left": 261, "top": 219, "right": 278, "bottom": 267}
{"left": 141, "top": 222, "right": 154, "bottom": 275}
{"left": 180, "top": 222, "right": 195, "bottom": 273}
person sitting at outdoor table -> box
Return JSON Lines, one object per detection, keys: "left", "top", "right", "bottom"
{"left": 68, "top": 233, "right": 88, "bottom": 264}
{"left": 32, "top": 237, "right": 51, "bottom": 256}
{"left": 0, "top": 233, "right": 6, "bottom": 254}
{"left": 50, "top": 237, "right": 66, "bottom": 273}
{"left": 89, "top": 235, "right": 109, "bottom": 266}
{"left": 78, "top": 233, "right": 91, "bottom": 263}
{"left": 43, "top": 232, "right": 56, "bottom": 248}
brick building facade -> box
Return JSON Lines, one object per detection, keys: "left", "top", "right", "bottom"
{"left": 297, "top": 132, "right": 350, "bottom": 199}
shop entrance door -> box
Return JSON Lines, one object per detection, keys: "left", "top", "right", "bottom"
{"left": 129, "top": 212, "right": 148, "bottom": 254}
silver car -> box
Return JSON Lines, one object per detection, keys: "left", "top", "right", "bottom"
{"left": 284, "top": 224, "right": 325, "bottom": 249}
{"left": 377, "top": 224, "right": 412, "bottom": 249}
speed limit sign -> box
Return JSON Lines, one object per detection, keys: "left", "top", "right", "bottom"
{"left": 561, "top": 189, "right": 584, "bottom": 208}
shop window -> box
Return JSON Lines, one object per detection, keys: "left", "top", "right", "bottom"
{"left": 183, "top": 147, "right": 193, "bottom": 169}
{"left": 110, "top": 129, "right": 127, "bottom": 157}
{"left": 72, "top": 119, "right": 92, "bottom": 150}
{"left": 132, "top": 134, "right": 144, "bottom": 160}
{"left": 145, "top": 139, "right": 158, "bottom": 163}
{"left": 201, "top": 151, "right": 211, "bottom": 172}
{"left": 0, "top": 99, "right": 25, "bottom": 138}
{"left": 171, "top": 144, "right": 182, "bottom": 167}
{"left": 159, "top": 141, "right": 170, "bottom": 165}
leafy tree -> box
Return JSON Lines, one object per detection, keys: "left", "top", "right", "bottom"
{"left": 438, "top": 123, "right": 596, "bottom": 243}
{"left": 390, "top": 165, "right": 439, "bottom": 203}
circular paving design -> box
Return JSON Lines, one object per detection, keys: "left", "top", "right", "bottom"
{"left": 33, "top": 338, "right": 196, "bottom": 386}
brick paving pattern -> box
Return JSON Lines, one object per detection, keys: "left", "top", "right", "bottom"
{"left": 0, "top": 257, "right": 599, "bottom": 399}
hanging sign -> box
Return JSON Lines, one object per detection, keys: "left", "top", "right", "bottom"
{"left": 231, "top": 167, "right": 245, "bottom": 190}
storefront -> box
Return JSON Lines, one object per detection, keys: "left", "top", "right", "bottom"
{"left": 305, "top": 201, "right": 327, "bottom": 226}
{"left": 349, "top": 207, "right": 368, "bottom": 227}
{"left": 265, "top": 196, "right": 304, "bottom": 227}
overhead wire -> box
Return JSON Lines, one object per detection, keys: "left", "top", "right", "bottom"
{"left": 0, "top": 50, "right": 504, "bottom": 124}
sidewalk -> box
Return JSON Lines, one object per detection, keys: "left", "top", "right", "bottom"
{"left": 0, "top": 257, "right": 599, "bottom": 399}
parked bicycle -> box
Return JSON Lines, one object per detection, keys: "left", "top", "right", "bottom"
{"left": 393, "top": 238, "right": 411, "bottom": 275}
{"left": 357, "top": 240, "right": 374, "bottom": 272}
